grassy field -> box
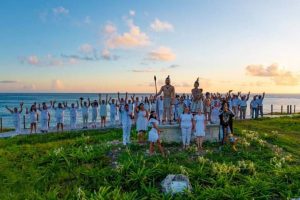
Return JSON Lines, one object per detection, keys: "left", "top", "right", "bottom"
{"left": 0, "top": 116, "right": 300, "bottom": 199}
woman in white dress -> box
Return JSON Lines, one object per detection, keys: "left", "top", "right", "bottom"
{"left": 51, "top": 101, "right": 66, "bottom": 133}
{"left": 26, "top": 104, "right": 38, "bottom": 134}
{"left": 148, "top": 111, "right": 165, "bottom": 156}
{"left": 194, "top": 110, "right": 206, "bottom": 152}
{"left": 38, "top": 103, "right": 51, "bottom": 133}
{"left": 5, "top": 102, "right": 23, "bottom": 134}
{"left": 66, "top": 101, "right": 79, "bottom": 130}
{"left": 136, "top": 103, "right": 148, "bottom": 144}
{"left": 178, "top": 106, "right": 194, "bottom": 149}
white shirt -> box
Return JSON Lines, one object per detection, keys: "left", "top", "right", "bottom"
{"left": 180, "top": 113, "right": 193, "bottom": 128}
{"left": 121, "top": 110, "right": 132, "bottom": 125}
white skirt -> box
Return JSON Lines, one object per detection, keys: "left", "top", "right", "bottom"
{"left": 136, "top": 117, "right": 147, "bottom": 131}
{"left": 195, "top": 129, "right": 205, "bottom": 137}
{"left": 148, "top": 129, "right": 159, "bottom": 142}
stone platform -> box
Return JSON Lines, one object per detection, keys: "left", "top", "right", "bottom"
{"left": 158, "top": 123, "right": 220, "bottom": 143}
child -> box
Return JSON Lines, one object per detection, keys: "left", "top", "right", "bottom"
{"left": 178, "top": 106, "right": 194, "bottom": 149}
{"left": 26, "top": 104, "right": 38, "bottom": 134}
{"left": 194, "top": 110, "right": 206, "bottom": 152}
{"left": 219, "top": 102, "right": 235, "bottom": 145}
{"left": 5, "top": 102, "right": 23, "bottom": 133}
{"left": 211, "top": 100, "right": 221, "bottom": 124}
{"left": 120, "top": 103, "right": 133, "bottom": 146}
{"left": 66, "top": 101, "right": 79, "bottom": 130}
{"left": 148, "top": 111, "right": 165, "bottom": 156}
{"left": 51, "top": 101, "right": 65, "bottom": 132}
{"left": 80, "top": 97, "right": 90, "bottom": 129}
{"left": 91, "top": 100, "right": 99, "bottom": 128}
{"left": 204, "top": 92, "right": 211, "bottom": 122}
{"left": 136, "top": 103, "right": 148, "bottom": 144}
{"left": 109, "top": 97, "right": 117, "bottom": 126}
{"left": 38, "top": 103, "right": 51, "bottom": 133}
{"left": 99, "top": 94, "right": 108, "bottom": 128}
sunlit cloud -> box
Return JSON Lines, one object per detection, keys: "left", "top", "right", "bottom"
{"left": 147, "top": 46, "right": 176, "bottom": 61}
{"left": 20, "top": 54, "right": 77, "bottom": 67}
{"left": 150, "top": 18, "right": 174, "bottom": 32}
{"left": 246, "top": 63, "right": 299, "bottom": 86}
{"left": 104, "top": 20, "right": 150, "bottom": 49}
{"left": 51, "top": 79, "right": 64, "bottom": 91}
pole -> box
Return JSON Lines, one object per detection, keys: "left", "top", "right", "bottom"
{"left": 23, "top": 115, "right": 26, "bottom": 129}
{"left": 287, "top": 105, "right": 289, "bottom": 114}
{"left": 281, "top": 105, "right": 283, "bottom": 114}
{"left": 294, "top": 105, "right": 296, "bottom": 113}
{"left": 0, "top": 117, "right": 2, "bottom": 132}
{"left": 154, "top": 75, "right": 157, "bottom": 95}
{"left": 271, "top": 104, "right": 273, "bottom": 115}
{"left": 290, "top": 105, "right": 292, "bottom": 114}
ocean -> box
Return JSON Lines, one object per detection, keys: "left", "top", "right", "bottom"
{"left": 0, "top": 93, "right": 299, "bottom": 128}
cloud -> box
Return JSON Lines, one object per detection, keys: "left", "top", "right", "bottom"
{"left": 84, "top": 16, "right": 91, "bottom": 24}
{"left": 131, "top": 68, "right": 155, "bottom": 73}
{"left": 104, "top": 20, "right": 150, "bottom": 49}
{"left": 148, "top": 46, "right": 176, "bottom": 61}
{"left": 0, "top": 80, "right": 19, "bottom": 84}
{"left": 53, "top": 6, "right": 69, "bottom": 15}
{"left": 129, "top": 10, "right": 135, "bottom": 16}
{"left": 150, "top": 18, "right": 174, "bottom": 32}
{"left": 246, "top": 63, "right": 299, "bottom": 86}
{"left": 20, "top": 54, "right": 77, "bottom": 67}
{"left": 51, "top": 79, "right": 64, "bottom": 91}
{"left": 79, "top": 43, "right": 94, "bottom": 54}
{"left": 169, "top": 64, "right": 180, "bottom": 68}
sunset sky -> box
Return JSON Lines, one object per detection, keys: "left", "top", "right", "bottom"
{"left": 0, "top": 0, "right": 300, "bottom": 93}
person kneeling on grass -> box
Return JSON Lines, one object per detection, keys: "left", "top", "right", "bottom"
{"left": 148, "top": 111, "right": 165, "bottom": 157}
{"left": 194, "top": 110, "right": 206, "bottom": 152}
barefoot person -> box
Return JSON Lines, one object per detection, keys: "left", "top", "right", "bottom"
{"left": 191, "top": 78, "right": 203, "bottom": 114}
{"left": 38, "top": 103, "right": 51, "bottom": 133}
{"left": 99, "top": 94, "right": 109, "bottom": 128}
{"left": 80, "top": 98, "right": 90, "bottom": 129}
{"left": 120, "top": 103, "right": 133, "bottom": 146}
{"left": 148, "top": 111, "right": 165, "bottom": 156}
{"left": 51, "top": 101, "right": 66, "bottom": 132}
{"left": 155, "top": 75, "right": 175, "bottom": 124}
{"left": 66, "top": 101, "right": 79, "bottom": 130}
{"left": 5, "top": 102, "right": 23, "bottom": 133}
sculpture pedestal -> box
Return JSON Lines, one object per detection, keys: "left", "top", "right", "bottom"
{"left": 158, "top": 124, "right": 219, "bottom": 143}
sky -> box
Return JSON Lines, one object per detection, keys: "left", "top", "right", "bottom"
{"left": 0, "top": 0, "right": 300, "bottom": 93}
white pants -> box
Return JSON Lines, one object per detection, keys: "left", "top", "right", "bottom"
{"left": 122, "top": 124, "right": 132, "bottom": 145}
{"left": 110, "top": 113, "right": 116, "bottom": 126}
{"left": 181, "top": 127, "right": 192, "bottom": 146}
{"left": 14, "top": 120, "right": 21, "bottom": 133}
{"left": 82, "top": 114, "right": 88, "bottom": 127}
{"left": 159, "top": 109, "right": 164, "bottom": 123}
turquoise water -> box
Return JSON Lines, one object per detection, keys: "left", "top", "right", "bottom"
{"left": 0, "top": 93, "right": 299, "bottom": 128}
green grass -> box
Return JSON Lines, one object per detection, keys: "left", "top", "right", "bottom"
{"left": 0, "top": 117, "right": 300, "bottom": 199}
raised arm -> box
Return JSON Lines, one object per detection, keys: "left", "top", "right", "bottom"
{"left": 80, "top": 98, "right": 83, "bottom": 107}
{"left": 125, "top": 92, "right": 128, "bottom": 103}
{"left": 76, "top": 101, "right": 79, "bottom": 108}
{"left": 98, "top": 94, "right": 102, "bottom": 104}
{"left": 5, "top": 106, "right": 13, "bottom": 113}
{"left": 262, "top": 92, "right": 265, "bottom": 100}
{"left": 105, "top": 94, "right": 108, "bottom": 104}
{"left": 87, "top": 98, "right": 91, "bottom": 107}
{"left": 117, "top": 92, "right": 121, "bottom": 102}
{"left": 19, "top": 102, "right": 23, "bottom": 113}
{"left": 246, "top": 92, "right": 250, "bottom": 101}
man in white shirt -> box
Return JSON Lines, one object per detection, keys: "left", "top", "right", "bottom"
{"left": 257, "top": 92, "right": 265, "bottom": 118}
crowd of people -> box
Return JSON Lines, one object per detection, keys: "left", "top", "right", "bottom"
{"left": 5, "top": 76, "right": 265, "bottom": 155}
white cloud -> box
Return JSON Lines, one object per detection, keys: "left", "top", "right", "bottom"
{"left": 20, "top": 54, "right": 77, "bottom": 67}
{"left": 129, "top": 10, "right": 135, "bottom": 16}
{"left": 104, "top": 20, "right": 150, "bottom": 49}
{"left": 101, "top": 49, "right": 111, "bottom": 60}
{"left": 103, "top": 23, "right": 117, "bottom": 35}
{"left": 246, "top": 63, "right": 299, "bottom": 86}
{"left": 51, "top": 79, "right": 64, "bottom": 91}
{"left": 150, "top": 18, "right": 174, "bottom": 32}
{"left": 148, "top": 46, "right": 176, "bottom": 61}
{"left": 53, "top": 6, "right": 69, "bottom": 15}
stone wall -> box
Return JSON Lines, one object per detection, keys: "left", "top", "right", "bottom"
{"left": 158, "top": 124, "right": 220, "bottom": 143}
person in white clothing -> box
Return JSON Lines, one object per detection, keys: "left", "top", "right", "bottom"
{"left": 157, "top": 96, "right": 164, "bottom": 124}
{"left": 80, "top": 97, "right": 90, "bottom": 129}
{"left": 211, "top": 100, "right": 221, "bottom": 124}
{"left": 26, "top": 104, "right": 38, "bottom": 134}
{"left": 99, "top": 94, "right": 109, "bottom": 128}
{"left": 66, "top": 101, "right": 79, "bottom": 130}
{"left": 51, "top": 101, "right": 66, "bottom": 132}
{"left": 194, "top": 110, "right": 207, "bottom": 152}
{"left": 239, "top": 92, "right": 250, "bottom": 120}
{"left": 5, "top": 102, "right": 23, "bottom": 133}
{"left": 136, "top": 103, "right": 149, "bottom": 144}
{"left": 117, "top": 92, "right": 128, "bottom": 126}
{"left": 91, "top": 99, "right": 99, "bottom": 128}
{"left": 120, "top": 103, "right": 133, "bottom": 146}
{"left": 178, "top": 107, "right": 194, "bottom": 149}
{"left": 148, "top": 111, "right": 165, "bottom": 157}
{"left": 38, "top": 103, "right": 51, "bottom": 133}
{"left": 109, "top": 98, "right": 117, "bottom": 126}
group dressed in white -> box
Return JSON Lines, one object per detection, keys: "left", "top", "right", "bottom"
{"left": 5, "top": 76, "right": 265, "bottom": 155}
